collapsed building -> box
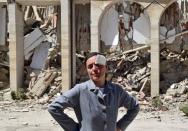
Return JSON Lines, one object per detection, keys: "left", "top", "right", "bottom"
{"left": 0, "top": 0, "right": 188, "bottom": 101}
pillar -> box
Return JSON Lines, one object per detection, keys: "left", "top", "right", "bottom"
{"left": 90, "top": 0, "right": 113, "bottom": 52}
{"left": 60, "top": 0, "right": 71, "bottom": 91}
{"left": 8, "top": 3, "right": 24, "bottom": 92}
{"left": 147, "top": 4, "right": 164, "bottom": 97}
{"left": 72, "top": 0, "right": 76, "bottom": 85}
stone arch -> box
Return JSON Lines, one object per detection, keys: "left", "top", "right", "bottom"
{"left": 98, "top": 0, "right": 151, "bottom": 52}
{"left": 159, "top": 0, "right": 188, "bottom": 93}
{"left": 160, "top": 0, "right": 180, "bottom": 15}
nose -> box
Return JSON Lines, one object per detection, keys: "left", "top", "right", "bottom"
{"left": 92, "top": 64, "right": 99, "bottom": 70}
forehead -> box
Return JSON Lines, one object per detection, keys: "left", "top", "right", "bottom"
{"left": 86, "top": 54, "right": 107, "bottom": 65}
{"left": 86, "top": 55, "right": 97, "bottom": 64}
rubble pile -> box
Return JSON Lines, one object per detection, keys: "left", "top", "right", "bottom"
{"left": 11, "top": 6, "right": 61, "bottom": 101}
{"left": 107, "top": 45, "right": 151, "bottom": 97}
{"left": 26, "top": 68, "right": 62, "bottom": 102}
{"left": 0, "top": 45, "right": 9, "bottom": 90}
{"left": 160, "top": 48, "right": 188, "bottom": 94}
{"left": 0, "top": 4, "right": 187, "bottom": 118}
{"left": 23, "top": 6, "right": 58, "bottom": 35}
{"left": 105, "top": 45, "right": 188, "bottom": 114}
{"left": 0, "top": 5, "right": 61, "bottom": 101}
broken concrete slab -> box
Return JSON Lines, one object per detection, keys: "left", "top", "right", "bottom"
{"left": 29, "top": 70, "right": 57, "bottom": 97}
{"left": 30, "top": 41, "right": 50, "bottom": 69}
{"left": 24, "top": 28, "right": 46, "bottom": 60}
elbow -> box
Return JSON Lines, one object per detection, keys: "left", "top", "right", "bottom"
{"left": 129, "top": 104, "right": 140, "bottom": 115}
{"left": 48, "top": 103, "right": 56, "bottom": 114}
{"left": 135, "top": 103, "right": 140, "bottom": 113}
{"left": 48, "top": 104, "right": 53, "bottom": 113}
{"left": 48, "top": 102, "right": 63, "bottom": 115}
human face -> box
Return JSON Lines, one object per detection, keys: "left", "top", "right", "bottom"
{"left": 86, "top": 55, "right": 107, "bottom": 85}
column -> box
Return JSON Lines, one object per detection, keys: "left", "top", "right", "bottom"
{"left": 147, "top": 4, "right": 164, "bottom": 97}
{"left": 90, "top": 1, "right": 103, "bottom": 52}
{"left": 60, "top": 0, "right": 71, "bottom": 91}
{"left": 8, "top": 3, "right": 24, "bottom": 92}
{"left": 90, "top": 0, "right": 112, "bottom": 52}
{"left": 72, "top": 1, "right": 76, "bottom": 85}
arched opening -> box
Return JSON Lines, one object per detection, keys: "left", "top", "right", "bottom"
{"left": 99, "top": 1, "right": 151, "bottom": 53}
{"left": 159, "top": 0, "right": 188, "bottom": 94}
{"left": 98, "top": 1, "right": 152, "bottom": 96}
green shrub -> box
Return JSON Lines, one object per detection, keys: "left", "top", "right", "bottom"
{"left": 152, "top": 96, "right": 163, "bottom": 108}
{"left": 11, "top": 88, "right": 27, "bottom": 100}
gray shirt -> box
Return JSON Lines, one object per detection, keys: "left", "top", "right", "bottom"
{"left": 48, "top": 80, "right": 139, "bottom": 131}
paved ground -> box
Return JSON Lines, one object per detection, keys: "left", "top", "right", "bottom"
{"left": 0, "top": 101, "right": 188, "bottom": 131}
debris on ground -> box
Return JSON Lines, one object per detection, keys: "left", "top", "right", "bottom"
{"left": 0, "top": 4, "right": 187, "bottom": 119}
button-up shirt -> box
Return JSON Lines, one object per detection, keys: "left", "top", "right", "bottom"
{"left": 48, "top": 80, "right": 139, "bottom": 131}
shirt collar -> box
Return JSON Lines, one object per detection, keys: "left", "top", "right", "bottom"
{"left": 87, "top": 80, "right": 113, "bottom": 94}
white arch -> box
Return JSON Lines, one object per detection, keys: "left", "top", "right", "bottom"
{"left": 98, "top": 0, "right": 151, "bottom": 50}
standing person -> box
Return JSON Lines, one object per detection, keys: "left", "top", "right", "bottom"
{"left": 48, "top": 52, "right": 139, "bottom": 131}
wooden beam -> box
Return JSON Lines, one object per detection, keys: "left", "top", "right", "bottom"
{"left": 160, "top": 30, "right": 188, "bottom": 43}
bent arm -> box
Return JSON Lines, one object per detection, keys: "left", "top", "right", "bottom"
{"left": 117, "top": 88, "right": 140, "bottom": 130}
{"left": 48, "top": 85, "right": 80, "bottom": 131}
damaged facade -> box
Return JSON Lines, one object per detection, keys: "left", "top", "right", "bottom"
{"left": 0, "top": 0, "right": 188, "bottom": 100}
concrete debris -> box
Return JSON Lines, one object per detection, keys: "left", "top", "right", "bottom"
{"left": 0, "top": 41, "right": 187, "bottom": 116}
{"left": 166, "top": 79, "right": 188, "bottom": 96}
{"left": 28, "top": 69, "right": 58, "bottom": 97}
{"left": 24, "top": 28, "right": 46, "bottom": 60}
{"left": 43, "top": 43, "right": 61, "bottom": 70}
{"left": 0, "top": 6, "right": 60, "bottom": 101}
{"left": 0, "top": 3, "right": 187, "bottom": 121}
{"left": 160, "top": 48, "right": 188, "bottom": 94}
{"left": 107, "top": 45, "right": 151, "bottom": 96}
{"left": 30, "top": 41, "right": 51, "bottom": 69}
{"left": 0, "top": 44, "right": 9, "bottom": 93}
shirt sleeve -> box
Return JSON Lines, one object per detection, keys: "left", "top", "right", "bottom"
{"left": 48, "top": 84, "right": 80, "bottom": 131}
{"left": 116, "top": 86, "right": 140, "bottom": 131}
